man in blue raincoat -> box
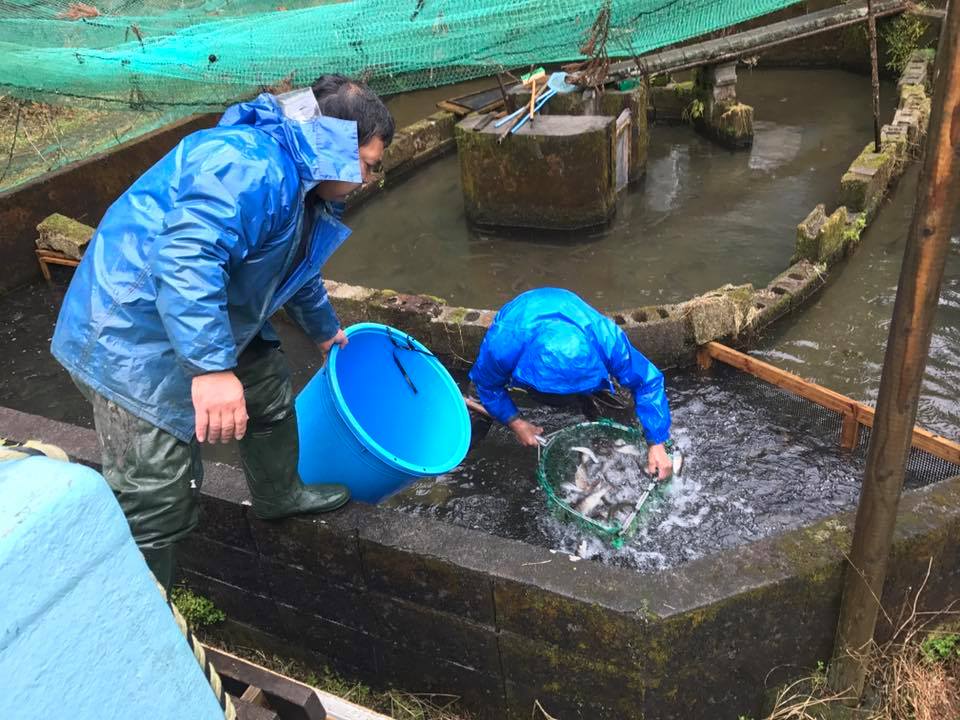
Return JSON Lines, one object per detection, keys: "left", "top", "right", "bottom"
{"left": 468, "top": 288, "right": 674, "bottom": 479}
{"left": 51, "top": 75, "right": 394, "bottom": 588}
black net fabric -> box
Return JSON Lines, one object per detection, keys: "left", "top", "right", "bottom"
{"left": 708, "top": 362, "right": 960, "bottom": 490}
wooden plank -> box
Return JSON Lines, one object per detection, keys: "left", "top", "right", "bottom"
{"left": 206, "top": 646, "right": 325, "bottom": 720}
{"left": 696, "top": 345, "right": 714, "bottom": 370}
{"left": 436, "top": 100, "right": 473, "bottom": 117}
{"left": 240, "top": 685, "right": 269, "bottom": 708}
{"left": 841, "top": 413, "right": 860, "bottom": 450}
{"left": 704, "top": 342, "right": 862, "bottom": 416}
{"left": 229, "top": 694, "right": 281, "bottom": 720}
{"left": 609, "top": 0, "right": 907, "bottom": 78}
{"left": 314, "top": 690, "right": 394, "bottom": 720}
{"left": 703, "top": 342, "right": 960, "bottom": 465}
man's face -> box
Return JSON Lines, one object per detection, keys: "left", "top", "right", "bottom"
{"left": 314, "top": 135, "right": 386, "bottom": 201}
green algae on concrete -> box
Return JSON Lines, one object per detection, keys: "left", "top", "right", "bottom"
{"left": 683, "top": 283, "right": 754, "bottom": 344}
{"left": 35, "top": 213, "right": 94, "bottom": 259}
{"left": 794, "top": 204, "right": 850, "bottom": 265}
{"left": 598, "top": 83, "right": 650, "bottom": 181}
{"left": 839, "top": 142, "right": 899, "bottom": 217}
{"left": 382, "top": 111, "right": 457, "bottom": 175}
{"left": 455, "top": 114, "right": 617, "bottom": 230}
{"left": 508, "top": 83, "right": 649, "bottom": 182}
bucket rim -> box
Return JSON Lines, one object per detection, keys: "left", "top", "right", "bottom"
{"left": 326, "top": 322, "right": 470, "bottom": 476}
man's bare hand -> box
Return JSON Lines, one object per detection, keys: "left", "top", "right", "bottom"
{"left": 192, "top": 371, "right": 248, "bottom": 444}
{"left": 646, "top": 442, "right": 672, "bottom": 481}
{"left": 319, "top": 328, "right": 349, "bottom": 358}
{"left": 509, "top": 418, "right": 545, "bottom": 447}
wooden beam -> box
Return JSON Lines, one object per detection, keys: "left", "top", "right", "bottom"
{"left": 205, "top": 646, "right": 325, "bottom": 720}
{"left": 702, "top": 342, "right": 960, "bottom": 465}
{"left": 240, "top": 685, "right": 269, "bottom": 708}
{"left": 696, "top": 345, "right": 714, "bottom": 370}
{"left": 841, "top": 413, "right": 860, "bottom": 450}
{"left": 609, "top": 0, "right": 908, "bottom": 79}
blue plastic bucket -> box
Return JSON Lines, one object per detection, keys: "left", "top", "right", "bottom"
{"left": 296, "top": 323, "right": 471, "bottom": 503}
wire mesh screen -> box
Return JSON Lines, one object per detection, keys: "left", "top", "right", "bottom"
{"left": 854, "top": 426, "right": 960, "bottom": 488}
{"left": 0, "top": 0, "right": 802, "bottom": 190}
{"left": 708, "top": 361, "right": 960, "bottom": 490}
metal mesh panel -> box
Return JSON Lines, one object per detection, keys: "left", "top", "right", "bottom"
{"left": 710, "top": 362, "right": 960, "bottom": 489}
{"left": 854, "top": 426, "right": 960, "bottom": 488}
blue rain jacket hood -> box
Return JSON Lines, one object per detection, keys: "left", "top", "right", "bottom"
{"left": 52, "top": 92, "right": 362, "bottom": 442}
{"left": 469, "top": 288, "right": 672, "bottom": 444}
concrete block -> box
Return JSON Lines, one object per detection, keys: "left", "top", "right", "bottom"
{"left": 377, "top": 643, "right": 507, "bottom": 719}
{"left": 456, "top": 114, "right": 617, "bottom": 230}
{"left": 181, "top": 569, "right": 286, "bottom": 638}
{"left": 382, "top": 111, "right": 457, "bottom": 176}
{"left": 500, "top": 631, "right": 648, "bottom": 719}
{"left": 506, "top": 85, "right": 591, "bottom": 115}
{"left": 650, "top": 81, "right": 696, "bottom": 123}
{"left": 680, "top": 284, "right": 754, "bottom": 345}
{"left": 0, "top": 457, "right": 223, "bottom": 720}
{"left": 273, "top": 603, "right": 379, "bottom": 673}
{"left": 622, "top": 314, "right": 691, "bottom": 368}
{"left": 704, "top": 102, "right": 754, "bottom": 149}
{"left": 35, "top": 213, "right": 94, "bottom": 259}
{"left": 248, "top": 514, "right": 364, "bottom": 587}
{"left": 195, "top": 484, "right": 256, "bottom": 551}
{"left": 359, "top": 536, "right": 496, "bottom": 623}
{"left": 260, "top": 557, "right": 375, "bottom": 630}
{"left": 368, "top": 593, "right": 500, "bottom": 670}
{"left": 839, "top": 143, "right": 898, "bottom": 216}
{"left": 179, "top": 534, "right": 266, "bottom": 595}
{"left": 507, "top": 83, "right": 648, "bottom": 182}
{"left": 794, "top": 203, "right": 850, "bottom": 265}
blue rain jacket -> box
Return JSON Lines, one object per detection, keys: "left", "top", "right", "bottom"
{"left": 469, "top": 288, "right": 672, "bottom": 444}
{"left": 52, "top": 93, "right": 362, "bottom": 442}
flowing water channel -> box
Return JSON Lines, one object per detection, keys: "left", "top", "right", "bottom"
{"left": 0, "top": 68, "right": 954, "bottom": 574}
{"left": 328, "top": 69, "right": 895, "bottom": 309}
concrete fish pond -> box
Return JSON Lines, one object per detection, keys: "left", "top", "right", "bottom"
{"left": 3, "top": 401, "right": 959, "bottom": 720}
{"left": 387, "top": 362, "right": 958, "bottom": 573}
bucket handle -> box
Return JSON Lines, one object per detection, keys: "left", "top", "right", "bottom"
{"left": 386, "top": 328, "right": 436, "bottom": 396}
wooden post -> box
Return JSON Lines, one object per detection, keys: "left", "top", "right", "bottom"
{"left": 829, "top": 1, "right": 960, "bottom": 698}
{"left": 840, "top": 413, "right": 860, "bottom": 450}
{"left": 866, "top": 0, "right": 882, "bottom": 152}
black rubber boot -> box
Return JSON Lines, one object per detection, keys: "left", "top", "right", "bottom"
{"left": 240, "top": 409, "right": 349, "bottom": 520}
{"left": 142, "top": 545, "right": 177, "bottom": 594}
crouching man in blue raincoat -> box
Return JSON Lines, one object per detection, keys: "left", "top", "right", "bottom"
{"left": 51, "top": 76, "right": 394, "bottom": 589}
{"left": 468, "top": 288, "right": 674, "bottom": 479}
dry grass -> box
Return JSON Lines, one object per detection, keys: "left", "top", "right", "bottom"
{"left": 0, "top": 97, "right": 161, "bottom": 190}
{"left": 765, "top": 560, "right": 960, "bottom": 720}
{"left": 198, "top": 632, "right": 473, "bottom": 720}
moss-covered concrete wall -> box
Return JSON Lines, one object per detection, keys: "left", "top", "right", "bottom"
{"left": 509, "top": 83, "right": 650, "bottom": 183}
{"left": 794, "top": 49, "right": 933, "bottom": 266}
{"left": 3, "top": 405, "right": 958, "bottom": 720}
{"left": 455, "top": 114, "right": 617, "bottom": 230}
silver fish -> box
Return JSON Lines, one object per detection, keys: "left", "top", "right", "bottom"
{"left": 574, "top": 463, "right": 592, "bottom": 491}
{"left": 573, "top": 483, "right": 608, "bottom": 516}
{"left": 614, "top": 444, "right": 643, "bottom": 457}
{"left": 569, "top": 446, "right": 599, "bottom": 464}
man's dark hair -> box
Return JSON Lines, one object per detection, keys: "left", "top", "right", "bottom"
{"left": 311, "top": 74, "right": 395, "bottom": 147}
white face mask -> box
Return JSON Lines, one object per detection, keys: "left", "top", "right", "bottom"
{"left": 274, "top": 87, "right": 321, "bottom": 122}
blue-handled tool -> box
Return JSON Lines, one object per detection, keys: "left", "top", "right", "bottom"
{"left": 509, "top": 72, "right": 578, "bottom": 135}
{"left": 495, "top": 72, "right": 578, "bottom": 134}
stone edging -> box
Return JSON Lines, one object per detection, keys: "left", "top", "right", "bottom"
{"left": 322, "top": 50, "right": 935, "bottom": 369}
